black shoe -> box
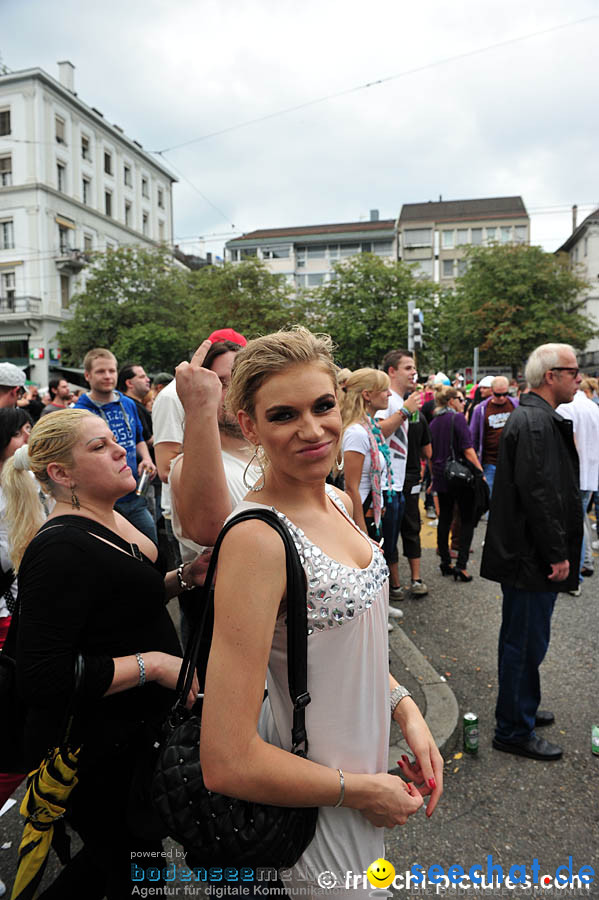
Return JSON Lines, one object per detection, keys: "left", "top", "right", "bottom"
{"left": 492, "top": 735, "right": 562, "bottom": 760}
{"left": 535, "top": 710, "right": 555, "bottom": 727}
{"left": 453, "top": 569, "right": 473, "bottom": 582}
{"left": 439, "top": 562, "right": 454, "bottom": 576}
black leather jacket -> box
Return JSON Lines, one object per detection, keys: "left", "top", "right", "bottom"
{"left": 480, "top": 392, "right": 582, "bottom": 592}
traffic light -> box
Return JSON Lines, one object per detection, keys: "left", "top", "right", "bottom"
{"left": 412, "top": 307, "right": 423, "bottom": 349}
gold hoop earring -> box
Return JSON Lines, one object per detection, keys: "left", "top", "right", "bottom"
{"left": 70, "top": 484, "right": 80, "bottom": 510}
{"left": 243, "top": 445, "right": 266, "bottom": 492}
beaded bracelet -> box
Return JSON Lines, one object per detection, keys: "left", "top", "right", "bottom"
{"left": 135, "top": 652, "right": 146, "bottom": 688}
{"left": 334, "top": 768, "right": 345, "bottom": 808}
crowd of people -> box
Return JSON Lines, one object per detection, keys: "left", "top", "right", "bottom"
{"left": 0, "top": 332, "right": 592, "bottom": 897}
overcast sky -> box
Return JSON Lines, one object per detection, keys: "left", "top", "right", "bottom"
{"left": 3, "top": 0, "right": 598, "bottom": 258}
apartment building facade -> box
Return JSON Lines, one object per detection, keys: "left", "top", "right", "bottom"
{"left": 225, "top": 211, "right": 397, "bottom": 289}
{"left": 225, "top": 198, "right": 529, "bottom": 291}
{"left": 0, "top": 61, "right": 176, "bottom": 384}
{"left": 398, "top": 196, "right": 530, "bottom": 283}
{"left": 556, "top": 206, "right": 599, "bottom": 362}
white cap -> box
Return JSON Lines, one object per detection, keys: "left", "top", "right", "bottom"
{"left": 479, "top": 375, "right": 494, "bottom": 388}
{"left": 0, "top": 362, "right": 26, "bottom": 388}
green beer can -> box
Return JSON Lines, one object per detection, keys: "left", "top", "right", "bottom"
{"left": 463, "top": 712, "right": 479, "bottom": 754}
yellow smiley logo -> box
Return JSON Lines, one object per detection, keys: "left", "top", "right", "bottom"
{"left": 366, "top": 857, "right": 396, "bottom": 889}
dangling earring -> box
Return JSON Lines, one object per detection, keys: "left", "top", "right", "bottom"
{"left": 335, "top": 446, "right": 344, "bottom": 473}
{"left": 70, "top": 484, "right": 80, "bottom": 510}
{"left": 243, "top": 445, "right": 266, "bottom": 492}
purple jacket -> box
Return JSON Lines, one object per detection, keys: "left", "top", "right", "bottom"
{"left": 469, "top": 395, "right": 519, "bottom": 459}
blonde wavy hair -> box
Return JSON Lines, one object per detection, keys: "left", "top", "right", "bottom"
{"left": 340, "top": 368, "right": 390, "bottom": 430}
{"left": 1, "top": 409, "right": 95, "bottom": 570}
{"left": 226, "top": 326, "right": 338, "bottom": 419}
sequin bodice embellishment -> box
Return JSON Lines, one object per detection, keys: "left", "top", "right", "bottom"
{"left": 273, "top": 489, "right": 389, "bottom": 636}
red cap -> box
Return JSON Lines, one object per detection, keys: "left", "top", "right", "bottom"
{"left": 207, "top": 328, "right": 247, "bottom": 347}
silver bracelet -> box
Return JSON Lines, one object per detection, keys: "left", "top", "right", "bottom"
{"left": 176, "top": 563, "right": 194, "bottom": 592}
{"left": 334, "top": 768, "right": 345, "bottom": 808}
{"left": 135, "top": 652, "right": 146, "bottom": 687}
{"left": 390, "top": 684, "right": 411, "bottom": 715}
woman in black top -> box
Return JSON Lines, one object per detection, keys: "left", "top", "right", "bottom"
{"left": 3, "top": 409, "right": 204, "bottom": 899}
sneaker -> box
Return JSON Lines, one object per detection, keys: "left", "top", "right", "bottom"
{"left": 568, "top": 586, "right": 582, "bottom": 597}
{"left": 428, "top": 518, "right": 438, "bottom": 527}
{"left": 593, "top": 522, "right": 597, "bottom": 530}
{"left": 426, "top": 508, "right": 437, "bottom": 519}
{"left": 592, "top": 540, "right": 599, "bottom": 550}
{"left": 389, "top": 585, "right": 408, "bottom": 601}
{"left": 410, "top": 579, "right": 428, "bottom": 596}
{"left": 388, "top": 606, "right": 404, "bottom": 619}
{"left": 387, "top": 622, "right": 395, "bottom": 632}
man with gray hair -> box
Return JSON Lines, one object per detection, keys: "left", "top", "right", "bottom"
{"left": 481, "top": 343, "right": 582, "bottom": 760}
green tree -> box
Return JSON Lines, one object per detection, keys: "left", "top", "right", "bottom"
{"left": 447, "top": 243, "right": 594, "bottom": 375}
{"left": 59, "top": 250, "right": 306, "bottom": 370}
{"left": 59, "top": 246, "right": 192, "bottom": 368}
{"left": 185, "top": 259, "right": 307, "bottom": 345}
{"left": 310, "top": 253, "right": 438, "bottom": 370}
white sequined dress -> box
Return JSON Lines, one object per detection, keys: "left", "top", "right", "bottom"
{"left": 234, "top": 485, "right": 391, "bottom": 897}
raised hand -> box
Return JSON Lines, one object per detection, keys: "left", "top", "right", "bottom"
{"left": 175, "top": 339, "right": 222, "bottom": 414}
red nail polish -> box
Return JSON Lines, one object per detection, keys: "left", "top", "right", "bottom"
{"left": 428, "top": 778, "right": 436, "bottom": 789}
{"left": 402, "top": 754, "right": 409, "bottom": 763}
{"left": 397, "top": 760, "right": 404, "bottom": 768}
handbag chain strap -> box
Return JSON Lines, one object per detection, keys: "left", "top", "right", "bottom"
{"left": 448, "top": 412, "right": 457, "bottom": 462}
{"left": 171, "top": 508, "right": 312, "bottom": 756}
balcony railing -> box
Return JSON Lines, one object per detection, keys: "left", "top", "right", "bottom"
{"left": 0, "top": 295, "right": 42, "bottom": 315}
{"left": 55, "top": 248, "right": 88, "bottom": 273}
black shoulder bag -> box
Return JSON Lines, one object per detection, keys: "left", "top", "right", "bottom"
{"left": 151, "top": 507, "right": 318, "bottom": 869}
{"left": 444, "top": 413, "right": 475, "bottom": 490}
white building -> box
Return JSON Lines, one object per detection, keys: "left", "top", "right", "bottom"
{"left": 0, "top": 61, "right": 176, "bottom": 385}
{"left": 556, "top": 206, "right": 599, "bottom": 365}
{"left": 225, "top": 211, "right": 397, "bottom": 289}
{"left": 398, "top": 196, "right": 530, "bottom": 283}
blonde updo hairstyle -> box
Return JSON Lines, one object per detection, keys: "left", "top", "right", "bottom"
{"left": 435, "top": 385, "right": 459, "bottom": 408}
{"left": 226, "top": 326, "right": 338, "bottom": 421}
{"left": 1, "top": 408, "right": 96, "bottom": 570}
{"left": 340, "top": 368, "right": 390, "bottom": 430}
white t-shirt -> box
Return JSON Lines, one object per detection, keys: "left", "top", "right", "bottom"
{"left": 171, "top": 449, "right": 261, "bottom": 562}
{"left": 375, "top": 389, "right": 408, "bottom": 491}
{"left": 557, "top": 390, "right": 599, "bottom": 491}
{"left": 151, "top": 379, "right": 184, "bottom": 517}
{"left": 342, "top": 422, "right": 387, "bottom": 503}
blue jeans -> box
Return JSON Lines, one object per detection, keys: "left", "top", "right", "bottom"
{"left": 115, "top": 493, "right": 157, "bottom": 545}
{"left": 381, "top": 491, "right": 405, "bottom": 567}
{"left": 580, "top": 489, "right": 593, "bottom": 578}
{"left": 495, "top": 585, "right": 556, "bottom": 742}
{"left": 483, "top": 463, "right": 496, "bottom": 496}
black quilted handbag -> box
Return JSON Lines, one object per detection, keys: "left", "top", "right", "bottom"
{"left": 444, "top": 413, "right": 474, "bottom": 490}
{"left": 151, "top": 508, "right": 318, "bottom": 869}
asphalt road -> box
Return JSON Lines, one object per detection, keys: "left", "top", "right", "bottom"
{"left": 1, "top": 514, "right": 597, "bottom": 899}
{"left": 384, "top": 515, "right": 599, "bottom": 900}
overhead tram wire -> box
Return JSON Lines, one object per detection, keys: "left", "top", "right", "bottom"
{"left": 151, "top": 15, "right": 598, "bottom": 156}
{"left": 157, "top": 154, "right": 236, "bottom": 229}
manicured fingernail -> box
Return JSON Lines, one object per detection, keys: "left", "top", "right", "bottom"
{"left": 397, "top": 760, "right": 404, "bottom": 769}
{"left": 402, "top": 754, "right": 409, "bottom": 763}
{"left": 428, "top": 778, "right": 436, "bottom": 789}
{"left": 406, "top": 782, "right": 414, "bottom": 795}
